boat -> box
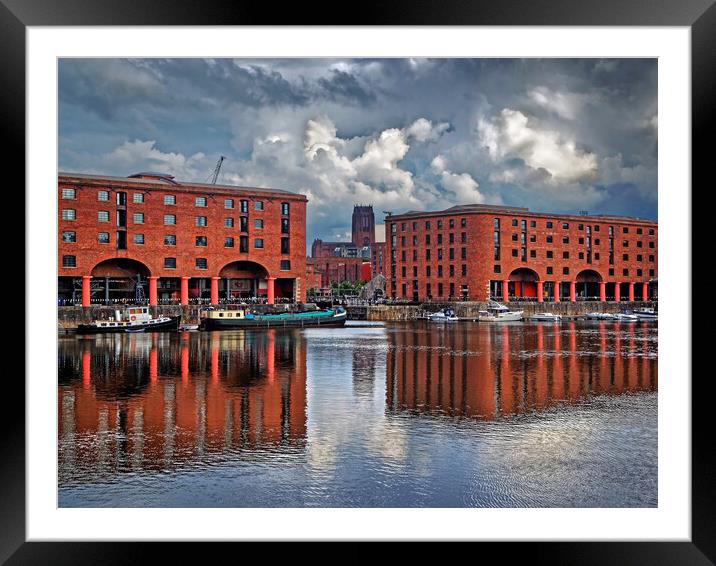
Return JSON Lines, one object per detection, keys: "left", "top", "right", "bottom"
{"left": 200, "top": 305, "right": 348, "bottom": 330}
{"left": 477, "top": 300, "right": 523, "bottom": 322}
{"left": 633, "top": 307, "right": 658, "bottom": 320}
{"left": 586, "top": 312, "right": 616, "bottom": 320}
{"left": 179, "top": 324, "right": 200, "bottom": 331}
{"left": 614, "top": 313, "right": 638, "bottom": 321}
{"left": 530, "top": 312, "right": 562, "bottom": 322}
{"left": 428, "top": 308, "right": 459, "bottom": 322}
{"left": 76, "top": 306, "right": 181, "bottom": 334}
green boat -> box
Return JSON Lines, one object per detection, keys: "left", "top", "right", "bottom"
{"left": 200, "top": 305, "right": 347, "bottom": 330}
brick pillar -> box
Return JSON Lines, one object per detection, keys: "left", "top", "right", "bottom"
{"left": 642, "top": 282, "right": 649, "bottom": 301}
{"left": 180, "top": 277, "right": 190, "bottom": 306}
{"left": 599, "top": 281, "right": 606, "bottom": 302}
{"left": 614, "top": 281, "right": 621, "bottom": 302}
{"left": 148, "top": 276, "right": 158, "bottom": 306}
{"left": 628, "top": 282, "right": 635, "bottom": 302}
{"left": 502, "top": 280, "right": 509, "bottom": 303}
{"left": 82, "top": 275, "right": 92, "bottom": 307}
{"left": 569, "top": 281, "right": 576, "bottom": 302}
{"left": 537, "top": 281, "right": 543, "bottom": 302}
{"left": 267, "top": 277, "right": 276, "bottom": 305}
{"left": 210, "top": 277, "right": 220, "bottom": 305}
{"left": 553, "top": 282, "right": 560, "bottom": 303}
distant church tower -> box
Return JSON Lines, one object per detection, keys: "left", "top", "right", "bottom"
{"left": 351, "top": 205, "right": 375, "bottom": 248}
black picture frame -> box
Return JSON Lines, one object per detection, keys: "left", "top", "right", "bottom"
{"left": 7, "top": 0, "right": 709, "bottom": 560}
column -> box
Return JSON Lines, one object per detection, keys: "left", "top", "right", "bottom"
{"left": 502, "top": 279, "right": 509, "bottom": 303}
{"left": 82, "top": 275, "right": 92, "bottom": 307}
{"left": 536, "top": 281, "right": 543, "bottom": 303}
{"left": 628, "top": 282, "right": 635, "bottom": 302}
{"left": 148, "top": 276, "right": 158, "bottom": 306}
{"left": 210, "top": 277, "right": 220, "bottom": 305}
{"left": 267, "top": 277, "right": 276, "bottom": 305}
{"left": 599, "top": 281, "right": 606, "bottom": 302}
{"left": 614, "top": 281, "right": 621, "bottom": 302}
{"left": 180, "top": 277, "right": 190, "bottom": 306}
{"left": 553, "top": 282, "right": 560, "bottom": 303}
{"left": 642, "top": 282, "right": 649, "bottom": 301}
{"left": 569, "top": 281, "right": 576, "bottom": 302}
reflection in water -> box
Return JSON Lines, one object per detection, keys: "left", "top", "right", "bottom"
{"left": 58, "top": 331, "right": 306, "bottom": 484}
{"left": 386, "top": 321, "right": 657, "bottom": 420}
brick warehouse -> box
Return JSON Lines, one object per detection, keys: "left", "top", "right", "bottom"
{"left": 58, "top": 172, "right": 307, "bottom": 306}
{"left": 385, "top": 204, "right": 657, "bottom": 303}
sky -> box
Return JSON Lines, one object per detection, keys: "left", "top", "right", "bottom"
{"left": 59, "top": 58, "right": 657, "bottom": 248}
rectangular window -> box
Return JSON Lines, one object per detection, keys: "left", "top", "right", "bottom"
{"left": 493, "top": 265, "right": 501, "bottom": 273}
{"left": 116, "top": 231, "right": 126, "bottom": 250}
{"left": 224, "top": 199, "right": 234, "bottom": 209}
{"left": 280, "top": 260, "right": 291, "bottom": 271}
{"left": 116, "top": 210, "right": 126, "bottom": 227}
{"left": 562, "top": 223, "right": 569, "bottom": 229}
{"left": 563, "top": 267, "right": 570, "bottom": 275}
{"left": 62, "top": 230, "right": 76, "bottom": 243}
{"left": 98, "top": 190, "right": 109, "bottom": 202}
{"left": 546, "top": 235, "right": 553, "bottom": 243}
{"left": 62, "top": 255, "right": 76, "bottom": 268}
{"left": 61, "top": 188, "right": 76, "bottom": 199}
{"left": 281, "top": 238, "right": 290, "bottom": 254}
{"left": 164, "top": 257, "right": 177, "bottom": 269}
{"left": 461, "top": 218, "right": 467, "bottom": 228}
{"left": 97, "top": 232, "right": 109, "bottom": 244}
{"left": 116, "top": 192, "right": 126, "bottom": 206}
{"left": 133, "top": 193, "right": 144, "bottom": 204}
{"left": 254, "top": 219, "right": 264, "bottom": 229}
{"left": 563, "top": 237, "right": 569, "bottom": 244}
{"left": 623, "top": 227, "right": 629, "bottom": 233}
{"left": 224, "top": 217, "right": 235, "bottom": 228}
{"left": 254, "top": 201, "right": 264, "bottom": 211}
{"left": 196, "top": 258, "right": 207, "bottom": 270}
{"left": 546, "top": 221, "right": 553, "bottom": 229}
{"left": 133, "top": 212, "right": 144, "bottom": 224}
{"left": 461, "top": 264, "right": 467, "bottom": 276}
{"left": 595, "top": 252, "right": 600, "bottom": 260}
{"left": 649, "top": 255, "right": 655, "bottom": 262}
{"left": 623, "top": 268, "right": 629, "bottom": 276}
{"left": 195, "top": 196, "right": 207, "bottom": 207}
{"left": 530, "top": 220, "right": 536, "bottom": 228}
{"left": 401, "top": 266, "right": 407, "bottom": 277}
{"left": 61, "top": 209, "right": 76, "bottom": 221}
{"left": 512, "top": 219, "right": 518, "bottom": 227}
{"left": 196, "top": 216, "right": 207, "bottom": 227}
{"left": 133, "top": 234, "right": 144, "bottom": 245}
{"left": 196, "top": 236, "right": 207, "bottom": 247}
{"left": 281, "top": 218, "right": 289, "bottom": 233}
{"left": 164, "top": 194, "right": 176, "bottom": 205}
{"left": 426, "top": 235, "right": 431, "bottom": 245}
{"left": 546, "top": 266, "right": 553, "bottom": 275}
{"left": 239, "top": 236, "right": 249, "bottom": 252}
{"left": 240, "top": 200, "right": 249, "bottom": 213}
{"left": 164, "top": 234, "right": 176, "bottom": 246}
{"left": 225, "top": 237, "right": 234, "bottom": 248}
{"left": 98, "top": 211, "right": 109, "bottom": 222}
{"left": 546, "top": 251, "right": 553, "bottom": 258}
{"left": 563, "top": 251, "right": 569, "bottom": 259}
{"left": 164, "top": 214, "right": 176, "bottom": 225}
{"left": 449, "top": 265, "right": 455, "bottom": 277}
{"left": 425, "top": 221, "right": 431, "bottom": 229}
{"left": 578, "top": 252, "right": 584, "bottom": 259}
{"left": 281, "top": 202, "right": 290, "bottom": 215}
{"left": 649, "top": 229, "right": 655, "bottom": 235}
{"left": 623, "top": 254, "right": 629, "bottom": 261}
{"left": 426, "top": 266, "right": 431, "bottom": 277}
{"left": 637, "top": 268, "right": 643, "bottom": 277}
{"left": 254, "top": 238, "right": 264, "bottom": 248}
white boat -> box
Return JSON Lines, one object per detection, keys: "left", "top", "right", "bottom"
{"left": 428, "top": 308, "right": 459, "bottom": 322}
{"left": 586, "top": 312, "right": 616, "bottom": 320}
{"left": 76, "top": 306, "right": 181, "bottom": 334}
{"left": 477, "top": 300, "right": 523, "bottom": 322}
{"left": 633, "top": 307, "right": 658, "bottom": 320}
{"left": 614, "top": 313, "right": 638, "bottom": 321}
{"left": 179, "top": 324, "right": 200, "bottom": 331}
{"left": 530, "top": 312, "right": 562, "bottom": 322}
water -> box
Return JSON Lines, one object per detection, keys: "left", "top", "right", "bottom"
{"left": 58, "top": 320, "right": 657, "bottom": 507}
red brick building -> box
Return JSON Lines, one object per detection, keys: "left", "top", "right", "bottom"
{"left": 305, "top": 256, "right": 370, "bottom": 289}
{"left": 58, "top": 172, "right": 307, "bottom": 306}
{"left": 385, "top": 204, "right": 657, "bottom": 302}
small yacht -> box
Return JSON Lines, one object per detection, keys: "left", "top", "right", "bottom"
{"left": 586, "top": 312, "right": 616, "bottom": 320}
{"left": 633, "top": 307, "right": 658, "bottom": 320}
{"left": 530, "top": 312, "right": 562, "bottom": 322}
{"left": 614, "top": 312, "right": 638, "bottom": 321}
{"left": 477, "top": 300, "right": 523, "bottom": 322}
{"left": 76, "top": 306, "right": 181, "bottom": 334}
{"left": 428, "top": 308, "right": 459, "bottom": 322}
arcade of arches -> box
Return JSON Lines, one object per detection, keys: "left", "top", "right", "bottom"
{"left": 490, "top": 268, "right": 656, "bottom": 303}
{"left": 58, "top": 258, "right": 295, "bottom": 306}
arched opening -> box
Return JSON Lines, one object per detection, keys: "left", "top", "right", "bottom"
{"left": 508, "top": 268, "right": 540, "bottom": 300}
{"left": 575, "top": 269, "right": 602, "bottom": 301}
{"left": 89, "top": 258, "right": 151, "bottom": 305}
{"left": 218, "top": 260, "right": 271, "bottom": 302}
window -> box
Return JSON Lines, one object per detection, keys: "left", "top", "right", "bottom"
{"left": 649, "top": 255, "right": 655, "bottom": 262}
{"left": 195, "top": 196, "right": 207, "bottom": 207}
{"left": 240, "top": 200, "right": 249, "bottom": 213}
{"left": 61, "top": 188, "right": 76, "bottom": 199}
{"left": 521, "top": 220, "right": 526, "bottom": 230}
{"left": 196, "top": 236, "right": 207, "bottom": 246}
{"left": 546, "top": 251, "right": 553, "bottom": 258}
{"left": 437, "top": 234, "right": 443, "bottom": 245}
{"left": 563, "top": 251, "right": 569, "bottom": 259}
{"left": 98, "top": 211, "right": 109, "bottom": 222}
{"left": 133, "top": 234, "right": 144, "bottom": 245}
{"left": 461, "top": 265, "right": 467, "bottom": 276}
{"left": 461, "top": 232, "right": 467, "bottom": 243}
{"left": 164, "top": 194, "right": 176, "bottom": 205}
{"left": 280, "top": 260, "right": 291, "bottom": 271}
{"left": 62, "top": 209, "right": 76, "bottom": 221}
{"left": 196, "top": 258, "right": 207, "bottom": 270}
{"left": 512, "top": 219, "right": 518, "bottom": 227}
{"left": 62, "top": 231, "right": 76, "bottom": 243}
{"left": 578, "top": 252, "right": 584, "bottom": 259}
{"left": 62, "top": 255, "right": 76, "bottom": 268}
{"left": 438, "top": 265, "right": 443, "bottom": 277}
{"left": 530, "top": 220, "right": 536, "bottom": 228}
{"left": 546, "top": 266, "right": 553, "bottom": 275}
{"left": 401, "top": 266, "right": 407, "bottom": 277}
{"left": 425, "top": 221, "right": 431, "bottom": 229}
{"left": 133, "top": 212, "right": 144, "bottom": 224}
{"left": 116, "top": 231, "right": 126, "bottom": 250}
{"left": 449, "top": 219, "right": 455, "bottom": 228}
{"left": 281, "top": 238, "right": 290, "bottom": 254}
{"left": 164, "top": 234, "right": 176, "bottom": 246}
{"left": 636, "top": 228, "right": 643, "bottom": 235}
{"left": 413, "top": 250, "right": 418, "bottom": 261}
{"left": 449, "top": 265, "right": 455, "bottom": 277}
{"left": 438, "top": 220, "right": 443, "bottom": 229}
{"left": 512, "top": 249, "right": 518, "bottom": 257}
{"left": 281, "top": 202, "right": 290, "bottom": 215}
{"left": 165, "top": 257, "right": 177, "bottom": 269}
{"left": 649, "top": 269, "right": 655, "bottom": 277}
{"left": 239, "top": 216, "right": 248, "bottom": 232}
{"left": 594, "top": 225, "right": 600, "bottom": 232}
{"left": 413, "top": 266, "right": 418, "bottom": 277}
{"left": 563, "top": 236, "right": 569, "bottom": 244}
{"left": 401, "top": 223, "right": 406, "bottom": 231}
{"left": 133, "top": 193, "right": 144, "bottom": 204}
{"left": 530, "top": 235, "right": 536, "bottom": 243}
{"left": 637, "top": 269, "right": 643, "bottom": 277}
{"left": 239, "top": 236, "right": 249, "bottom": 252}
{"left": 196, "top": 216, "right": 207, "bottom": 227}
{"left": 649, "top": 229, "right": 655, "bottom": 235}
{"left": 623, "top": 227, "right": 629, "bottom": 233}
{"left": 164, "top": 214, "right": 176, "bottom": 225}
{"left": 578, "top": 224, "right": 584, "bottom": 231}
{"left": 98, "top": 190, "right": 109, "bottom": 202}
{"left": 116, "top": 192, "right": 126, "bottom": 206}
{"left": 530, "top": 250, "right": 536, "bottom": 258}
{"left": 546, "top": 235, "right": 553, "bottom": 243}
{"left": 623, "top": 254, "right": 629, "bottom": 261}
{"left": 562, "top": 223, "right": 569, "bottom": 229}
{"left": 281, "top": 218, "right": 289, "bottom": 233}
{"left": 595, "top": 252, "right": 600, "bottom": 260}
{"left": 494, "top": 265, "right": 501, "bottom": 273}
{"left": 637, "top": 254, "right": 643, "bottom": 262}
{"left": 224, "top": 199, "right": 234, "bottom": 209}
{"left": 623, "top": 240, "right": 629, "bottom": 247}
{"left": 563, "top": 267, "right": 570, "bottom": 275}
{"left": 512, "top": 233, "right": 518, "bottom": 242}
{"left": 649, "top": 241, "right": 655, "bottom": 248}
{"left": 413, "top": 236, "right": 418, "bottom": 246}
{"left": 224, "top": 217, "right": 234, "bottom": 228}
{"left": 426, "top": 235, "right": 431, "bottom": 245}
{"left": 578, "top": 237, "right": 584, "bottom": 244}
{"left": 595, "top": 238, "right": 600, "bottom": 245}
{"left": 225, "top": 237, "right": 234, "bottom": 248}
{"left": 637, "top": 241, "right": 643, "bottom": 248}
{"left": 449, "top": 248, "right": 455, "bottom": 260}
{"left": 254, "top": 219, "right": 264, "bottom": 229}
{"left": 461, "top": 218, "right": 467, "bottom": 228}
{"left": 254, "top": 201, "right": 264, "bottom": 211}
{"left": 97, "top": 232, "right": 109, "bottom": 244}
{"left": 623, "top": 268, "right": 629, "bottom": 276}
{"left": 546, "top": 221, "right": 553, "bottom": 229}
{"left": 254, "top": 238, "right": 264, "bottom": 248}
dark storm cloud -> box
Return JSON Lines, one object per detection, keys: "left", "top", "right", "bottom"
{"left": 317, "top": 69, "right": 377, "bottom": 106}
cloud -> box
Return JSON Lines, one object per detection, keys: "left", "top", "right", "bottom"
{"left": 527, "top": 86, "right": 593, "bottom": 121}
{"left": 405, "top": 118, "right": 451, "bottom": 143}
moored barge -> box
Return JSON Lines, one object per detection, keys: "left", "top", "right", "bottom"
{"left": 200, "top": 305, "right": 347, "bottom": 330}
{"left": 76, "top": 306, "right": 181, "bottom": 334}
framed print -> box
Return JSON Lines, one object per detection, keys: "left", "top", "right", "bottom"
{"left": 8, "top": 0, "right": 712, "bottom": 560}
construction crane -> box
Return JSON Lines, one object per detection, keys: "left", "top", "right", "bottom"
{"left": 210, "top": 156, "right": 226, "bottom": 184}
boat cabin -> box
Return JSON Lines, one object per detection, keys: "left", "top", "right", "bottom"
{"left": 202, "top": 308, "right": 249, "bottom": 320}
